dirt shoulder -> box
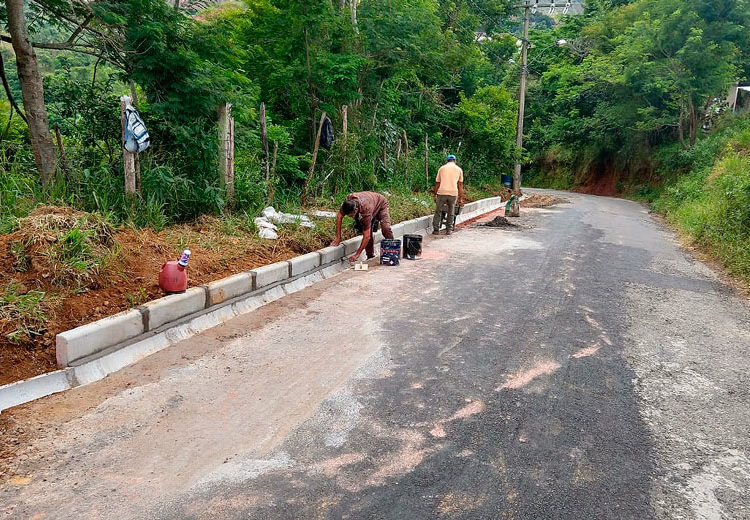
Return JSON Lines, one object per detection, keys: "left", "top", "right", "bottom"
{"left": 0, "top": 214, "right": 331, "bottom": 385}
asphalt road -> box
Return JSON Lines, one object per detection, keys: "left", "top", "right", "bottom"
{"left": 2, "top": 190, "right": 749, "bottom": 520}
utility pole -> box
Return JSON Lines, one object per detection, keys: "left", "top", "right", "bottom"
{"left": 513, "top": 2, "right": 565, "bottom": 192}
{"left": 513, "top": 5, "right": 530, "bottom": 193}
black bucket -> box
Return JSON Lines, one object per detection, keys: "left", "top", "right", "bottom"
{"left": 403, "top": 234, "right": 423, "bottom": 260}
{"left": 380, "top": 238, "right": 401, "bottom": 266}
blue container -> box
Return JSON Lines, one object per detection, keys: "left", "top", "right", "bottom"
{"left": 501, "top": 174, "right": 513, "bottom": 187}
{"left": 380, "top": 238, "right": 401, "bottom": 266}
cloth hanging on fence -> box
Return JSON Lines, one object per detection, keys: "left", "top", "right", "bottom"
{"left": 320, "top": 115, "right": 335, "bottom": 149}
{"left": 123, "top": 101, "right": 150, "bottom": 153}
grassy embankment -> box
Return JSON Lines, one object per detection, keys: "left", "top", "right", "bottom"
{"left": 647, "top": 117, "right": 750, "bottom": 283}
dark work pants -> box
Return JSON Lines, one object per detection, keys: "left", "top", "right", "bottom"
{"left": 432, "top": 194, "right": 457, "bottom": 232}
{"left": 364, "top": 204, "right": 394, "bottom": 258}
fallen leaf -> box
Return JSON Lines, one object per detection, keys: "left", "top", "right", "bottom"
{"left": 10, "top": 475, "right": 31, "bottom": 486}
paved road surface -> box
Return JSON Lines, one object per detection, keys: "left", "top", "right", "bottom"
{"left": 2, "top": 190, "right": 749, "bottom": 519}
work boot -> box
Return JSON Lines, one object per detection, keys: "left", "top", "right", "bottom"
{"left": 446, "top": 229, "right": 452, "bottom": 236}
{"left": 432, "top": 230, "right": 439, "bottom": 235}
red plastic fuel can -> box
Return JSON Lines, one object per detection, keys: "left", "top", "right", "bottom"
{"left": 159, "top": 249, "right": 190, "bottom": 293}
{"left": 159, "top": 261, "right": 188, "bottom": 293}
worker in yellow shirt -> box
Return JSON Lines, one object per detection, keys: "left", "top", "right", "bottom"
{"left": 432, "top": 154, "right": 464, "bottom": 235}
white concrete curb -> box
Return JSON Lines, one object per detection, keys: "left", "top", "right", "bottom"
{"left": 0, "top": 196, "right": 505, "bottom": 412}
{"left": 0, "top": 369, "right": 72, "bottom": 412}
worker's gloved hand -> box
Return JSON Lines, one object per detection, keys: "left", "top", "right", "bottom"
{"left": 330, "top": 239, "right": 340, "bottom": 247}
{"left": 348, "top": 253, "right": 360, "bottom": 262}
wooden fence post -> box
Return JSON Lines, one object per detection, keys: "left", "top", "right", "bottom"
{"left": 218, "top": 102, "right": 235, "bottom": 206}
{"left": 342, "top": 105, "right": 348, "bottom": 139}
{"left": 120, "top": 95, "right": 136, "bottom": 197}
{"left": 260, "top": 102, "right": 270, "bottom": 191}
{"left": 53, "top": 123, "right": 70, "bottom": 181}
{"left": 303, "top": 111, "right": 327, "bottom": 203}
{"left": 424, "top": 133, "right": 429, "bottom": 190}
{"left": 402, "top": 129, "right": 409, "bottom": 185}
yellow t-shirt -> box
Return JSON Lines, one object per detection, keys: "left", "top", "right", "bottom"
{"left": 436, "top": 162, "right": 464, "bottom": 196}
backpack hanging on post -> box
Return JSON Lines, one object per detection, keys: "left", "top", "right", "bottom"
{"left": 124, "top": 102, "right": 150, "bottom": 153}
{"left": 320, "top": 115, "right": 335, "bottom": 149}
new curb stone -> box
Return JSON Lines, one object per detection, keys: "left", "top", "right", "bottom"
{"left": 403, "top": 219, "right": 420, "bottom": 234}
{"left": 145, "top": 287, "right": 207, "bottom": 330}
{"left": 342, "top": 237, "right": 360, "bottom": 255}
{"left": 56, "top": 309, "right": 143, "bottom": 367}
{"left": 289, "top": 252, "right": 321, "bottom": 277}
{"left": 207, "top": 272, "right": 254, "bottom": 306}
{"left": 416, "top": 215, "right": 433, "bottom": 231}
{"left": 318, "top": 245, "right": 345, "bottom": 264}
{"left": 0, "top": 370, "right": 71, "bottom": 412}
{"left": 253, "top": 261, "right": 289, "bottom": 288}
{"left": 391, "top": 222, "right": 406, "bottom": 238}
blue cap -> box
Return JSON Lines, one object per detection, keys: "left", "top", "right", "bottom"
{"left": 447, "top": 154, "right": 456, "bottom": 161}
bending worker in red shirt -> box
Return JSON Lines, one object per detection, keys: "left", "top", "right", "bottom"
{"left": 330, "top": 191, "right": 394, "bottom": 262}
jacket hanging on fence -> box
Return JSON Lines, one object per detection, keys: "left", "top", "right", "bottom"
{"left": 124, "top": 102, "right": 150, "bottom": 153}
{"left": 320, "top": 115, "right": 335, "bottom": 149}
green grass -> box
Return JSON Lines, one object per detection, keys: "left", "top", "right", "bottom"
{"left": 18, "top": 210, "right": 121, "bottom": 291}
{"left": 651, "top": 117, "right": 750, "bottom": 283}
{"left": 0, "top": 284, "right": 51, "bottom": 344}
{"left": 126, "top": 288, "right": 149, "bottom": 308}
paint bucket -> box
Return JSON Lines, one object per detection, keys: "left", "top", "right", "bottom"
{"left": 380, "top": 238, "right": 401, "bottom": 266}
{"left": 403, "top": 234, "right": 423, "bottom": 260}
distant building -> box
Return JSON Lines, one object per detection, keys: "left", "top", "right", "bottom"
{"left": 531, "top": 0, "right": 584, "bottom": 16}
{"left": 728, "top": 83, "right": 750, "bottom": 113}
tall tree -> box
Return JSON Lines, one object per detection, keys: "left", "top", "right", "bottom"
{"left": 5, "top": 0, "right": 57, "bottom": 185}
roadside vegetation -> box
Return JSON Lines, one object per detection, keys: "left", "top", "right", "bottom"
{"left": 0, "top": 0, "right": 520, "bottom": 234}
{"left": 514, "top": 0, "right": 750, "bottom": 284}
{"left": 650, "top": 117, "right": 750, "bottom": 282}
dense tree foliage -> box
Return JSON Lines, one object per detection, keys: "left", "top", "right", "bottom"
{"left": 1, "top": 0, "right": 519, "bottom": 228}
{"left": 2, "top": 0, "right": 748, "bottom": 229}
{"left": 523, "top": 0, "right": 750, "bottom": 188}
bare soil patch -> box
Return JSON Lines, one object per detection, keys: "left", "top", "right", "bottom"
{"left": 482, "top": 216, "right": 519, "bottom": 228}
{"left": 520, "top": 194, "right": 569, "bottom": 208}
{"left": 0, "top": 208, "right": 342, "bottom": 386}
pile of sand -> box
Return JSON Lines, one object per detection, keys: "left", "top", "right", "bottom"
{"left": 520, "top": 194, "right": 569, "bottom": 208}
